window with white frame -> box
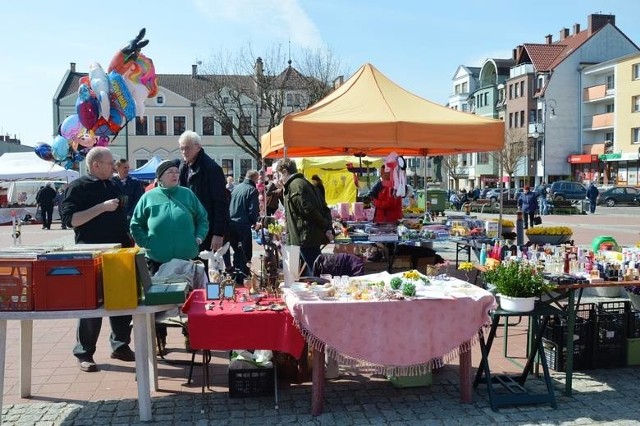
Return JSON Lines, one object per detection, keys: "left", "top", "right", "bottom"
{"left": 633, "top": 128, "right": 640, "bottom": 144}
{"left": 633, "top": 96, "right": 640, "bottom": 113}
{"left": 633, "top": 63, "right": 640, "bottom": 80}
{"left": 202, "top": 116, "right": 215, "bottom": 135}
{"left": 173, "top": 116, "right": 186, "bottom": 135}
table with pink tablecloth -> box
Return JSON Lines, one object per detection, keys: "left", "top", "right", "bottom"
{"left": 283, "top": 278, "right": 496, "bottom": 415}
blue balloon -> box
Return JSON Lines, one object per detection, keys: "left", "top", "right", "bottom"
{"left": 34, "top": 143, "right": 54, "bottom": 161}
{"left": 52, "top": 135, "right": 70, "bottom": 161}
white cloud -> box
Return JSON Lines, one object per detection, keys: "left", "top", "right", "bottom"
{"left": 193, "top": 0, "right": 323, "bottom": 48}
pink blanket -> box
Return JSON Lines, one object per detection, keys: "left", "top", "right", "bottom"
{"left": 284, "top": 290, "right": 496, "bottom": 376}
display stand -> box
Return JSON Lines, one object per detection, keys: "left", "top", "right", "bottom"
{"left": 473, "top": 303, "right": 562, "bottom": 411}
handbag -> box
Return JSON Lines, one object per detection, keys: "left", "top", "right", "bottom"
{"left": 533, "top": 215, "right": 542, "bottom": 225}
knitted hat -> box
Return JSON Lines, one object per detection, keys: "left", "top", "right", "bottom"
{"left": 156, "top": 159, "right": 180, "bottom": 179}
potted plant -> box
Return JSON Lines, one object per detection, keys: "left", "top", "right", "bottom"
{"left": 525, "top": 226, "right": 573, "bottom": 245}
{"left": 483, "top": 260, "right": 555, "bottom": 312}
{"left": 491, "top": 218, "right": 515, "bottom": 233}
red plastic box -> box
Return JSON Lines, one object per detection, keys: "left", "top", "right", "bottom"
{"left": 33, "top": 257, "right": 103, "bottom": 311}
{"left": 0, "top": 260, "right": 34, "bottom": 311}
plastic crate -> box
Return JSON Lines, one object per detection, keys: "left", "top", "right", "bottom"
{"left": 627, "top": 338, "right": 640, "bottom": 366}
{"left": 593, "top": 301, "right": 629, "bottom": 368}
{"left": 628, "top": 310, "right": 640, "bottom": 338}
{"left": 228, "top": 368, "right": 274, "bottom": 398}
{"left": 0, "top": 259, "right": 34, "bottom": 311}
{"left": 542, "top": 312, "right": 593, "bottom": 372}
{"left": 33, "top": 257, "right": 103, "bottom": 310}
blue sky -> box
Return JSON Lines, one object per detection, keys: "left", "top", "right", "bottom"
{"left": 1, "top": 0, "right": 639, "bottom": 147}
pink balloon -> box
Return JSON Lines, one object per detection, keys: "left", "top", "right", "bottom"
{"left": 96, "top": 136, "right": 110, "bottom": 147}
{"left": 60, "top": 115, "right": 83, "bottom": 140}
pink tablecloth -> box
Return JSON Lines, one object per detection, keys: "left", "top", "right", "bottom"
{"left": 284, "top": 286, "right": 496, "bottom": 375}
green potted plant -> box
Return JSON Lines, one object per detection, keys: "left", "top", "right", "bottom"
{"left": 525, "top": 226, "right": 573, "bottom": 245}
{"left": 483, "top": 261, "right": 555, "bottom": 312}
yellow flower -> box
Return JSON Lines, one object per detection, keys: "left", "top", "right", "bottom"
{"left": 458, "top": 262, "right": 475, "bottom": 271}
{"left": 491, "top": 219, "right": 515, "bottom": 228}
{"left": 525, "top": 226, "right": 573, "bottom": 236}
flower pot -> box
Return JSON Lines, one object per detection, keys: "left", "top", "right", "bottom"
{"left": 498, "top": 294, "right": 536, "bottom": 312}
{"left": 526, "top": 234, "right": 571, "bottom": 245}
{"left": 628, "top": 293, "right": 640, "bottom": 310}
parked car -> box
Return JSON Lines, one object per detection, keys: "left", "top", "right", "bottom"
{"left": 597, "top": 186, "right": 640, "bottom": 207}
{"left": 485, "top": 188, "right": 508, "bottom": 203}
{"left": 549, "top": 181, "right": 587, "bottom": 201}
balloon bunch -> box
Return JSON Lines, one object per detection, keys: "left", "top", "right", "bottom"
{"left": 36, "top": 28, "right": 158, "bottom": 169}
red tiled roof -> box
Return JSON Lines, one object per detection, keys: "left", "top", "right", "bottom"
{"left": 521, "top": 26, "right": 598, "bottom": 72}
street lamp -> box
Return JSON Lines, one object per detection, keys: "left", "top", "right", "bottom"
{"left": 531, "top": 98, "right": 556, "bottom": 183}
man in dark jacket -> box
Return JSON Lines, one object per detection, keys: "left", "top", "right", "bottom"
{"left": 112, "top": 158, "right": 144, "bottom": 223}
{"left": 228, "top": 170, "right": 260, "bottom": 283}
{"left": 36, "top": 183, "right": 57, "bottom": 229}
{"left": 178, "top": 131, "right": 229, "bottom": 260}
{"left": 276, "top": 158, "right": 333, "bottom": 275}
{"left": 517, "top": 186, "right": 539, "bottom": 229}
{"left": 60, "top": 147, "right": 134, "bottom": 373}
{"left": 586, "top": 182, "right": 599, "bottom": 214}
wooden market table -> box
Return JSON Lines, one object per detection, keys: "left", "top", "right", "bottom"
{"left": 0, "top": 304, "right": 175, "bottom": 423}
{"left": 282, "top": 276, "right": 497, "bottom": 415}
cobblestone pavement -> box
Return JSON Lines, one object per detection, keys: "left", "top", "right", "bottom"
{"left": 2, "top": 365, "right": 640, "bottom": 425}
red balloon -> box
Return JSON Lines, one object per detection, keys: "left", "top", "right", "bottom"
{"left": 76, "top": 97, "right": 100, "bottom": 131}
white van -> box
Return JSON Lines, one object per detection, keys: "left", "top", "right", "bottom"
{"left": 5, "top": 180, "right": 67, "bottom": 207}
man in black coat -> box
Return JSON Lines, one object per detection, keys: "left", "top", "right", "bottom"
{"left": 178, "top": 131, "right": 230, "bottom": 260}
{"left": 36, "top": 183, "right": 57, "bottom": 229}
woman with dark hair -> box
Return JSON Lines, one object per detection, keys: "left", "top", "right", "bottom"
{"left": 310, "top": 174, "right": 326, "bottom": 201}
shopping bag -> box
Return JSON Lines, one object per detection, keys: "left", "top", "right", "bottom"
{"left": 34, "top": 206, "right": 43, "bottom": 223}
{"left": 282, "top": 245, "right": 301, "bottom": 286}
{"left": 533, "top": 215, "right": 542, "bottom": 225}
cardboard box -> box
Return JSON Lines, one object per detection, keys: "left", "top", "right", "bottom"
{"left": 102, "top": 248, "right": 139, "bottom": 310}
{"left": 33, "top": 257, "right": 103, "bottom": 310}
{"left": 485, "top": 221, "right": 499, "bottom": 238}
{"left": 388, "top": 371, "right": 432, "bottom": 388}
{"left": 0, "top": 260, "right": 34, "bottom": 311}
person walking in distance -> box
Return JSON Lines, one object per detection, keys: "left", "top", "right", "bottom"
{"left": 517, "top": 186, "right": 539, "bottom": 229}
{"left": 177, "top": 131, "right": 229, "bottom": 266}
{"left": 586, "top": 181, "right": 599, "bottom": 214}
{"left": 228, "top": 169, "right": 260, "bottom": 284}
{"left": 60, "top": 147, "right": 135, "bottom": 372}
{"left": 36, "top": 183, "right": 57, "bottom": 229}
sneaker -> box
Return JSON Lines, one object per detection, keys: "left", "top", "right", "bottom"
{"left": 110, "top": 345, "right": 135, "bottom": 362}
{"left": 77, "top": 357, "right": 98, "bottom": 372}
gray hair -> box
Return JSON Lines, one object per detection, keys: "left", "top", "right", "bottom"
{"left": 178, "top": 130, "right": 202, "bottom": 147}
{"left": 245, "top": 169, "right": 259, "bottom": 181}
{"left": 85, "top": 147, "right": 111, "bottom": 170}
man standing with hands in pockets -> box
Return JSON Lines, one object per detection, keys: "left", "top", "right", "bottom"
{"left": 61, "top": 147, "right": 135, "bottom": 372}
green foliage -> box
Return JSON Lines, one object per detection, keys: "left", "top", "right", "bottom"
{"left": 483, "top": 261, "right": 554, "bottom": 298}
{"left": 390, "top": 277, "right": 403, "bottom": 290}
{"left": 401, "top": 282, "right": 416, "bottom": 297}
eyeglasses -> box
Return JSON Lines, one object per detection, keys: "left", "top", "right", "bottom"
{"left": 179, "top": 145, "right": 193, "bottom": 152}
{"left": 98, "top": 160, "right": 115, "bottom": 166}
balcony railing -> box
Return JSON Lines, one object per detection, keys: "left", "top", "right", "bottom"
{"left": 583, "top": 84, "right": 607, "bottom": 101}
{"left": 583, "top": 112, "right": 614, "bottom": 129}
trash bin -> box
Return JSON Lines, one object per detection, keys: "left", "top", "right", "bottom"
{"left": 578, "top": 200, "right": 589, "bottom": 214}
{"left": 425, "top": 189, "right": 447, "bottom": 216}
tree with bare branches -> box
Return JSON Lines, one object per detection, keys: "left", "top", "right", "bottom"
{"left": 442, "top": 155, "right": 468, "bottom": 191}
{"left": 492, "top": 128, "right": 528, "bottom": 197}
{"left": 199, "top": 45, "right": 345, "bottom": 167}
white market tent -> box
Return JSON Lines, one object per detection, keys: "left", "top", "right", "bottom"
{"left": 0, "top": 152, "right": 79, "bottom": 181}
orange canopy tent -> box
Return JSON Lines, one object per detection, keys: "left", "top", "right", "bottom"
{"left": 261, "top": 63, "right": 504, "bottom": 159}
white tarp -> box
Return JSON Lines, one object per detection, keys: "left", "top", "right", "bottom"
{"left": 0, "top": 152, "right": 79, "bottom": 182}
